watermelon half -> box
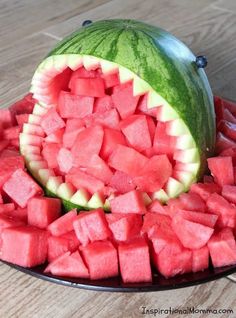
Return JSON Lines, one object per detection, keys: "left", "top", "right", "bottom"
{"left": 19, "top": 19, "right": 215, "bottom": 211}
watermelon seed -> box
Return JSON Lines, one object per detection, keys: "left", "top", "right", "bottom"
{"left": 82, "top": 20, "right": 93, "bottom": 27}
{"left": 195, "top": 55, "right": 208, "bottom": 68}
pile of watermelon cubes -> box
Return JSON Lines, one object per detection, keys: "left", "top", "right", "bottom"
{"left": 0, "top": 94, "right": 236, "bottom": 283}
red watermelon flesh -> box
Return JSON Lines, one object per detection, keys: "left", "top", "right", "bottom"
{"left": 68, "top": 67, "right": 99, "bottom": 90}
{"left": 103, "top": 73, "right": 120, "bottom": 89}
{"left": 73, "top": 208, "right": 111, "bottom": 246}
{"left": 120, "top": 115, "right": 152, "bottom": 152}
{"left": 174, "top": 209, "right": 218, "bottom": 228}
{"left": 208, "top": 228, "right": 236, "bottom": 268}
{"left": 16, "top": 114, "right": 30, "bottom": 129}
{"left": 9, "top": 93, "right": 35, "bottom": 116}
{"left": 41, "top": 108, "right": 65, "bottom": 135}
{"left": 1, "top": 226, "right": 48, "bottom": 267}
{"left": 108, "top": 144, "right": 148, "bottom": 177}
{"left": 106, "top": 213, "right": 142, "bottom": 242}
{"left": 118, "top": 237, "right": 152, "bottom": 283}
{"left": 84, "top": 109, "right": 120, "bottom": 130}
{"left": 218, "top": 120, "right": 236, "bottom": 141}
{"left": 28, "top": 197, "right": 61, "bottom": 229}
{"left": 66, "top": 170, "right": 104, "bottom": 194}
{"left": 110, "top": 190, "right": 147, "bottom": 214}
{"left": 219, "top": 147, "right": 236, "bottom": 166}
{"left": 0, "top": 148, "right": 21, "bottom": 159}
{"left": 0, "top": 140, "right": 10, "bottom": 154}
{"left": 44, "top": 128, "right": 64, "bottom": 144}
{"left": 58, "top": 91, "right": 94, "bottom": 119}
{"left": 171, "top": 214, "right": 214, "bottom": 249}
{"left": 222, "top": 185, "right": 236, "bottom": 204}
{"left": 147, "top": 200, "right": 168, "bottom": 215}
{"left": 0, "top": 215, "right": 25, "bottom": 248}
{"left": 48, "top": 209, "right": 77, "bottom": 237}
{"left": 153, "top": 121, "right": 176, "bottom": 157}
{"left": 100, "top": 128, "right": 126, "bottom": 160}
{"left": 71, "top": 125, "right": 104, "bottom": 167}
{"left": 42, "top": 143, "right": 61, "bottom": 169}
{"left": 57, "top": 148, "right": 73, "bottom": 174}
{"left": 47, "top": 231, "right": 80, "bottom": 262}
{"left": 81, "top": 154, "right": 113, "bottom": 184}
{"left": 6, "top": 207, "right": 28, "bottom": 223}
{"left": 72, "top": 78, "right": 105, "bottom": 97}
{"left": 0, "top": 109, "right": 14, "bottom": 128}
{"left": 206, "top": 193, "right": 236, "bottom": 229}
{"left": 207, "top": 156, "right": 234, "bottom": 186}
{"left": 108, "top": 171, "right": 135, "bottom": 194}
{"left": 192, "top": 246, "right": 209, "bottom": 272}
{"left": 141, "top": 213, "right": 172, "bottom": 237}
{"left": 45, "top": 251, "right": 89, "bottom": 278}
{"left": 222, "top": 108, "right": 236, "bottom": 124}
{"left": 94, "top": 95, "right": 114, "bottom": 113}
{"left": 0, "top": 156, "right": 25, "bottom": 189}
{"left": 3, "top": 169, "right": 43, "bottom": 208}
{"left": 62, "top": 120, "right": 84, "bottom": 149}
{"left": 80, "top": 240, "right": 118, "bottom": 280}
{"left": 215, "top": 132, "right": 236, "bottom": 153}
{"left": 178, "top": 193, "right": 206, "bottom": 212}
{"left": 133, "top": 155, "right": 172, "bottom": 192}
{"left": 0, "top": 203, "right": 15, "bottom": 214}
{"left": 190, "top": 182, "right": 221, "bottom": 201}
{"left": 112, "top": 82, "right": 139, "bottom": 119}
{"left": 3, "top": 126, "right": 20, "bottom": 141}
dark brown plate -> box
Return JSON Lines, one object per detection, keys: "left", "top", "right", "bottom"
{"left": 1, "top": 260, "right": 236, "bottom": 292}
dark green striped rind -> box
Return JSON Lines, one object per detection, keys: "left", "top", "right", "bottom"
{"left": 48, "top": 19, "right": 216, "bottom": 177}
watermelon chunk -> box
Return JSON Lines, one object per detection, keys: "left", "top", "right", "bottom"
{"left": 80, "top": 240, "right": 118, "bottom": 280}
{"left": 3, "top": 169, "right": 43, "bottom": 208}
{"left": 190, "top": 182, "right": 221, "bottom": 201}
{"left": 0, "top": 215, "right": 24, "bottom": 248}
{"left": 171, "top": 214, "right": 214, "bottom": 249}
{"left": 110, "top": 190, "right": 147, "bottom": 214}
{"left": 58, "top": 91, "right": 94, "bottom": 118}
{"left": 208, "top": 228, "right": 236, "bottom": 268}
{"left": 41, "top": 108, "right": 65, "bottom": 135}
{"left": 106, "top": 213, "right": 142, "bottom": 242}
{"left": 174, "top": 210, "right": 218, "bottom": 228}
{"left": 0, "top": 140, "right": 10, "bottom": 154}
{"left": 47, "top": 231, "right": 80, "bottom": 262}
{"left": 71, "top": 125, "right": 104, "bottom": 167}
{"left": 133, "top": 155, "right": 172, "bottom": 192}
{"left": 100, "top": 128, "right": 126, "bottom": 160}
{"left": 118, "top": 237, "right": 152, "bottom": 283}
{"left": 0, "top": 109, "right": 14, "bottom": 128}
{"left": 109, "top": 171, "right": 135, "bottom": 194}
{"left": 48, "top": 209, "right": 77, "bottom": 236}
{"left": 150, "top": 226, "right": 192, "bottom": 278}
{"left": 45, "top": 251, "right": 89, "bottom": 278}
{"left": 108, "top": 144, "right": 148, "bottom": 177}
{"left": 178, "top": 192, "right": 206, "bottom": 212}
{"left": 16, "top": 114, "right": 30, "bottom": 129}
{"left": 147, "top": 200, "right": 168, "bottom": 215}
{"left": 222, "top": 185, "right": 236, "bottom": 204}
{"left": 141, "top": 213, "right": 172, "bottom": 237}
{"left": 0, "top": 156, "right": 25, "bottom": 189}
{"left": 207, "top": 156, "right": 234, "bottom": 186}
{"left": 112, "top": 82, "right": 139, "bottom": 119}
{"left": 57, "top": 148, "right": 73, "bottom": 174}
{"left": 103, "top": 73, "right": 120, "bottom": 88}
{"left": 84, "top": 109, "right": 120, "bottom": 130}
{"left": 153, "top": 122, "right": 176, "bottom": 156}
{"left": 82, "top": 154, "right": 113, "bottom": 184}
{"left": 192, "top": 246, "right": 209, "bottom": 272}
{"left": 3, "top": 126, "right": 20, "bottom": 140}
{"left": 72, "top": 78, "right": 105, "bottom": 97}
{"left": 1, "top": 226, "right": 48, "bottom": 267}
{"left": 62, "top": 119, "right": 84, "bottom": 149}
{"left": 218, "top": 120, "right": 236, "bottom": 142}
{"left": 73, "top": 208, "right": 111, "bottom": 246}
{"left": 42, "top": 143, "right": 61, "bottom": 169}
{"left": 66, "top": 170, "right": 104, "bottom": 194}
{"left": 28, "top": 197, "right": 61, "bottom": 229}
{"left": 94, "top": 95, "right": 114, "bottom": 113}
{"left": 215, "top": 132, "right": 236, "bottom": 153}
{"left": 120, "top": 115, "right": 152, "bottom": 152}
{"left": 44, "top": 128, "right": 64, "bottom": 144}
{"left": 206, "top": 193, "right": 236, "bottom": 229}
{"left": 6, "top": 207, "right": 28, "bottom": 223}
{"left": 69, "top": 67, "right": 99, "bottom": 90}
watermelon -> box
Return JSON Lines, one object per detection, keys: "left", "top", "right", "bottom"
{"left": 207, "top": 156, "right": 234, "bottom": 186}
{"left": 109, "top": 171, "right": 135, "bottom": 194}
{"left": 0, "top": 215, "right": 25, "bottom": 248}
{"left": 58, "top": 91, "right": 94, "bottom": 118}
{"left": 1, "top": 226, "right": 48, "bottom": 267}
{"left": 27, "top": 197, "right": 61, "bottom": 229}
{"left": 48, "top": 209, "right": 77, "bottom": 236}
{"left": 3, "top": 169, "right": 43, "bottom": 208}
{"left": 118, "top": 237, "right": 152, "bottom": 283}
{"left": 0, "top": 156, "right": 25, "bottom": 189}
{"left": 171, "top": 214, "right": 214, "bottom": 249}
{"left": 80, "top": 240, "right": 118, "bottom": 280}
{"left": 208, "top": 228, "right": 236, "bottom": 268}
{"left": 47, "top": 231, "right": 80, "bottom": 262}
{"left": 206, "top": 193, "right": 236, "bottom": 229}
{"left": 141, "top": 213, "right": 172, "bottom": 237}
{"left": 42, "top": 143, "right": 61, "bottom": 169}
{"left": 110, "top": 190, "right": 147, "bottom": 214}
{"left": 45, "top": 251, "right": 89, "bottom": 278}
{"left": 190, "top": 182, "right": 221, "bottom": 201}
{"left": 106, "top": 213, "right": 142, "bottom": 242}
{"left": 222, "top": 185, "right": 236, "bottom": 204}
{"left": 192, "top": 246, "right": 209, "bottom": 272}
{"left": 73, "top": 208, "right": 111, "bottom": 246}
{"left": 21, "top": 19, "right": 215, "bottom": 209}
{"left": 57, "top": 148, "right": 73, "bottom": 174}
{"left": 66, "top": 170, "right": 104, "bottom": 194}
{"left": 215, "top": 132, "right": 236, "bottom": 153}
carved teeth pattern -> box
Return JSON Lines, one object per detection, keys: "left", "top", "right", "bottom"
{"left": 100, "top": 59, "right": 118, "bottom": 74}
{"left": 38, "top": 169, "right": 55, "bottom": 186}
{"left": 165, "top": 177, "right": 185, "bottom": 198}
{"left": 70, "top": 188, "right": 90, "bottom": 207}
{"left": 57, "top": 182, "right": 75, "bottom": 200}
{"left": 47, "top": 176, "right": 63, "bottom": 193}
{"left": 118, "top": 66, "right": 134, "bottom": 83}
{"left": 67, "top": 54, "right": 83, "bottom": 70}
{"left": 83, "top": 56, "right": 100, "bottom": 70}
{"left": 152, "top": 189, "right": 169, "bottom": 203}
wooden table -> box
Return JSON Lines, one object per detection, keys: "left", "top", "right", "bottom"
{"left": 0, "top": 1, "right": 236, "bottom": 317}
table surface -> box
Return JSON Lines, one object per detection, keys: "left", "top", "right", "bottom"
{"left": 0, "top": 0, "right": 236, "bottom": 317}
